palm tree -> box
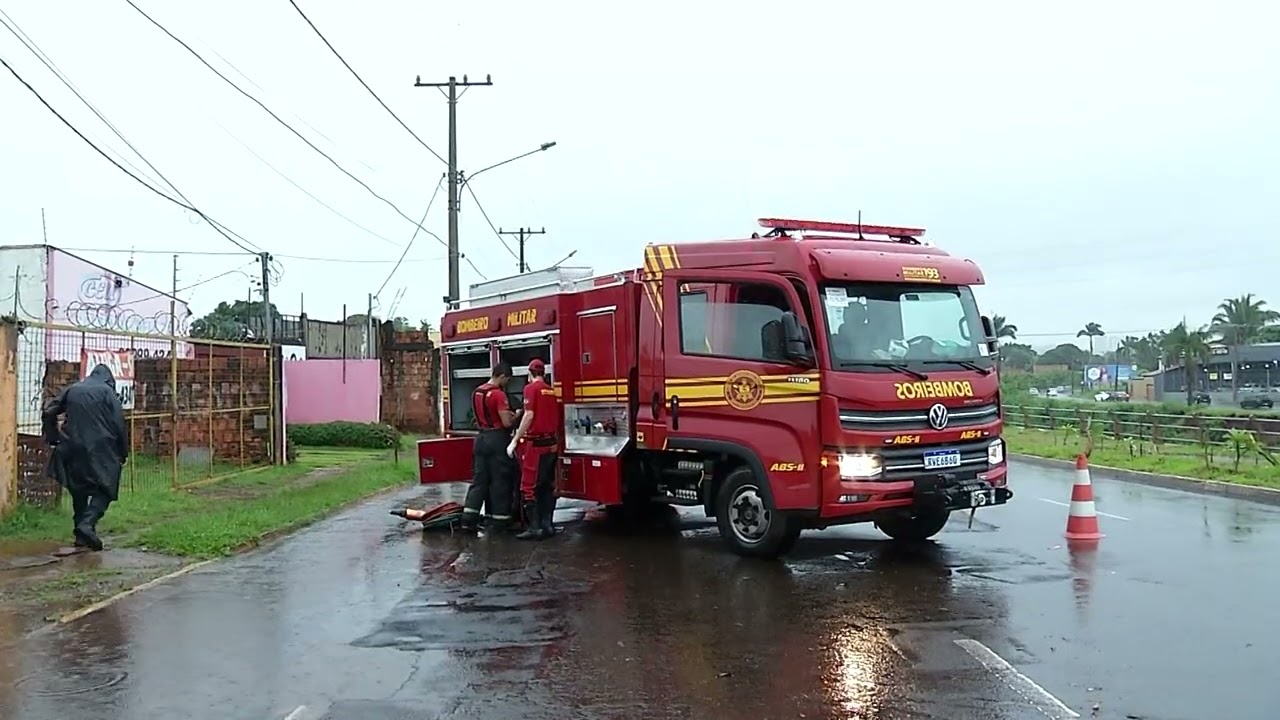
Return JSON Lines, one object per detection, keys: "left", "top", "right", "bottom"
{"left": 991, "top": 315, "right": 1018, "bottom": 343}
{"left": 1211, "top": 294, "right": 1279, "bottom": 401}
{"left": 1161, "top": 321, "right": 1212, "bottom": 406}
{"left": 1077, "top": 322, "right": 1105, "bottom": 385}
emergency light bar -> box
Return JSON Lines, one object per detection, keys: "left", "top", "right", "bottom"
{"left": 757, "top": 218, "right": 926, "bottom": 243}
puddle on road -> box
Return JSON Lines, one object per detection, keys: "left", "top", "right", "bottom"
{"left": 352, "top": 567, "right": 592, "bottom": 653}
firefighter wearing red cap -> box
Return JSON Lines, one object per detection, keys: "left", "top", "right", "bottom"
{"left": 461, "top": 361, "right": 519, "bottom": 531}
{"left": 507, "top": 358, "right": 560, "bottom": 540}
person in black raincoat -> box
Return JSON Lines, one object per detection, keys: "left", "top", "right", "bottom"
{"left": 42, "top": 364, "right": 129, "bottom": 551}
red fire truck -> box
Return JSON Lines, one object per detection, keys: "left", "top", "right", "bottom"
{"left": 419, "top": 218, "right": 1012, "bottom": 557}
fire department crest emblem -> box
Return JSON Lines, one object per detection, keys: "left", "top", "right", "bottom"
{"left": 724, "top": 370, "right": 765, "bottom": 411}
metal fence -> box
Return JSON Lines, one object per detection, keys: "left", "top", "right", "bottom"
{"left": 5, "top": 319, "right": 280, "bottom": 508}
{"left": 1004, "top": 402, "right": 1280, "bottom": 460}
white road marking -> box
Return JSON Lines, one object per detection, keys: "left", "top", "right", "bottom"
{"left": 282, "top": 705, "right": 309, "bottom": 720}
{"left": 1038, "top": 497, "right": 1130, "bottom": 521}
{"left": 955, "top": 638, "right": 1079, "bottom": 719}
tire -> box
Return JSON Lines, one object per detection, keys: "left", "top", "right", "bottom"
{"left": 875, "top": 509, "right": 951, "bottom": 542}
{"left": 715, "top": 467, "right": 796, "bottom": 558}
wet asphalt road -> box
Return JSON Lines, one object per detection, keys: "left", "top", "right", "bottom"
{"left": 2, "top": 460, "right": 1279, "bottom": 720}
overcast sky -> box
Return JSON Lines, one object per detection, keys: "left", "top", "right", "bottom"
{"left": 2, "top": 1, "right": 1277, "bottom": 352}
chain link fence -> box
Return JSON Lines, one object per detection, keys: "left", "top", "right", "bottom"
{"left": 7, "top": 319, "right": 280, "bottom": 508}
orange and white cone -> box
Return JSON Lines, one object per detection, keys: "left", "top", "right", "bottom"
{"left": 1064, "top": 454, "right": 1104, "bottom": 542}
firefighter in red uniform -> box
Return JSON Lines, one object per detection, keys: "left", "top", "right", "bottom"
{"left": 461, "top": 362, "right": 518, "bottom": 532}
{"left": 507, "top": 358, "right": 560, "bottom": 540}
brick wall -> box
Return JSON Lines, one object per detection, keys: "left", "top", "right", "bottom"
{"left": 379, "top": 325, "right": 439, "bottom": 435}
{"left": 40, "top": 353, "right": 273, "bottom": 462}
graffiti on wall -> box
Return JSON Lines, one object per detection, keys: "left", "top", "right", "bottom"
{"left": 58, "top": 275, "right": 192, "bottom": 336}
{"left": 48, "top": 251, "right": 193, "bottom": 336}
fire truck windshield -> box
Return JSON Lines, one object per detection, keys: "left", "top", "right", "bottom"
{"left": 820, "top": 283, "right": 992, "bottom": 372}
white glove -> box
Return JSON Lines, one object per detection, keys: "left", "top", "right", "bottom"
{"left": 506, "top": 440, "right": 517, "bottom": 458}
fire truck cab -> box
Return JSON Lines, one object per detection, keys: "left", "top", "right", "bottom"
{"left": 420, "top": 218, "right": 1012, "bottom": 558}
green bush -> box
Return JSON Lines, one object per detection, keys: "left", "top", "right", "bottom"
{"left": 288, "top": 421, "right": 401, "bottom": 449}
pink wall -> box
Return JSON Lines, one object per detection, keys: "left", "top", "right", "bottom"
{"left": 284, "top": 359, "right": 381, "bottom": 425}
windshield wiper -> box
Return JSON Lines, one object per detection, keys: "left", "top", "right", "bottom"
{"left": 921, "top": 359, "right": 993, "bottom": 376}
{"left": 838, "top": 361, "right": 929, "bottom": 381}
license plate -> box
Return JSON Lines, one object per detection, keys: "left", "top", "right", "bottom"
{"left": 969, "top": 488, "right": 996, "bottom": 507}
{"left": 922, "top": 449, "right": 961, "bottom": 470}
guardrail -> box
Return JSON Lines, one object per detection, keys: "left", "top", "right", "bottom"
{"left": 1002, "top": 402, "right": 1280, "bottom": 452}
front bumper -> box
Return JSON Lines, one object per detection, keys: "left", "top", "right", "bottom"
{"left": 818, "top": 462, "right": 1009, "bottom": 521}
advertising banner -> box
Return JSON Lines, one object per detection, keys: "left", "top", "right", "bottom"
{"left": 81, "top": 349, "right": 136, "bottom": 410}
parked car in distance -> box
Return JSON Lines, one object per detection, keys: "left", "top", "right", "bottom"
{"left": 1190, "top": 391, "right": 1211, "bottom": 406}
{"left": 1029, "top": 387, "right": 1041, "bottom": 397}
{"left": 1239, "top": 389, "right": 1274, "bottom": 410}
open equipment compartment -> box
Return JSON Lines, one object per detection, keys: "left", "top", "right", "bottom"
{"left": 497, "top": 336, "right": 555, "bottom": 409}
{"left": 445, "top": 342, "right": 492, "bottom": 431}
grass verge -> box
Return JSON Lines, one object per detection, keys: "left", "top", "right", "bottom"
{"left": 0, "top": 447, "right": 410, "bottom": 557}
{"left": 1006, "top": 426, "right": 1280, "bottom": 489}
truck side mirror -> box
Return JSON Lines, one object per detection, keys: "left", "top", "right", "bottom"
{"left": 980, "top": 315, "right": 999, "bottom": 357}
{"left": 781, "top": 312, "right": 815, "bottom": 366}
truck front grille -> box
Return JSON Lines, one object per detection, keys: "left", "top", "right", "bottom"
{"left": 840, "top": 403, "right": 999, "bottom": 432}
{"left": 877, "top": 439, "right": 993, "bottom": 481}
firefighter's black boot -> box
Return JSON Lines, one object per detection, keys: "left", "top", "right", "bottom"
{"left": 516, "top": 503, "right": 544, "bottom": 540}
{"left": 539, "top": 493, "right": 556, "bottom": 537}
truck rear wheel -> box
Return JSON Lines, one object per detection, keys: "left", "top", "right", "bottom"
{"left": 716, "top": 467, "right": 796, "bottom": 558}
{"left": 875, "top": 509, "right": 951, "bottom": 542}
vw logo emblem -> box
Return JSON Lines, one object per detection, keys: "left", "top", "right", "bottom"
{"left": 927, "top": 403, "right": 949, "bottom": 430}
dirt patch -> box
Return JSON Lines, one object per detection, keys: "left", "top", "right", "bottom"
{"left": 0, "top": 542, "right": 184, "bottom": 638}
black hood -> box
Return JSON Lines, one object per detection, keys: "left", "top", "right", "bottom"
{"left": 88, "top": 364, "right": 116, "bottom": 390}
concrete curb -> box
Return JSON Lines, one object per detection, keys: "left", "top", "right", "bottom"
{"left": 1011, "top": 453, "right": 1280, "bottom": 506}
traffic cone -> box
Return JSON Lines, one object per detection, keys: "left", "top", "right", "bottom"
{"left": 1064, "top": 454, "right": 1104, "bottom": 542}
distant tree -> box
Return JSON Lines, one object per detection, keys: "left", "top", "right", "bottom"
{"left": 419, "top": 319, "right": 434, "bottom": 334}
{"left": 1076, "top": 323, "right": 1105, "bottom": 367}
{"left": 1119, "top": 334, "right": 1162, "bottom": 372}
{"left": 389, "top": 316, "right": 412, "bottom": 331}
{"left": 991, "top": 315, "right": 1018, "bottom": 342}
{"left": 999, "top": 342, "right": 1037, "bottom": 371}
{"left": 1211, "top": 294, "right": 1279, "bottom": 401}
{"left": 1038, "top": 343, "right": 1089, "bottom": 370}
{"left": 1161, "top": 321, "right": 1212, "bottom": 406}
{"left": 190, "top": 300, "right": 278, "bottom": 341}
{"left": 1258, "top": 326, "right": 1280, "bottom": 344}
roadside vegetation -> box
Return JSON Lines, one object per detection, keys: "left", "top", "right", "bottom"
{"left": 992, "top": 294, "right": 1280, "bottom": 486}
{"left": 288, "top": 420, "right": 402, "bottom": 449}
{"left": 0, "top": 444, "right": 411, "bottom": 557}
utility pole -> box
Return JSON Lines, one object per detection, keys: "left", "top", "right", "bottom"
{"left": 413, "top": 73, "right": 492, "bottom": 306}
{"left": 366, "top": 292, "right": 374, "bottom": 359}
{"left": 498, "top": 227, "right": 546, "bottom": 273}
{"left": 259, "top": 251, "right": 272, "bottom": 346}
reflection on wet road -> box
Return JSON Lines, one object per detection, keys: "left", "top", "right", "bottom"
{"left": 4, "top": 461, "right": 1280, "bottom": 719}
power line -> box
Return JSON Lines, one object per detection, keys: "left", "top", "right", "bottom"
{"left": 284, "top": 0, "right": 446, "bottom": 166}
{"left": 0, "top": 54, "right": 261, "bottom": 256}
{"left": 0, "top": 9, "right": 169, "bottom": 193}
{"left": 376, "top": 176, "right": 443, "bottom": 299}
{"left": 463, "top": 183, "right": 519, "bottom": 261}
{"left": 117, "top": 261, "right": 258, "bottom": 307}
{"left": 122, "top": 0, "right": 444, "bottom": 248}
{"left": 0, "top": 14, "right": 264, "bottom": 257}
{"left": 214, "top": 122, "right": 402, "bottom": 248}
{"left": 58, "top": 247, "right": 446, "bottom": 264}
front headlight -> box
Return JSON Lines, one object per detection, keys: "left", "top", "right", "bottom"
{"left": 987, "top": 439, "right": 1005, "bottom": 465}
{"left": 838, "top": 453, "right": 882, "bottom": 479}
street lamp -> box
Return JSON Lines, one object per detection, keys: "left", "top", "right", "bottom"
{"left": 461, "top": 141, "right": 557, "bottom": 188}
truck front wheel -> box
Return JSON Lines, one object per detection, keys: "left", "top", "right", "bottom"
{"left": 715, "top": 467, "right": 797, "bottom": 558}
{"left": 875, "top": 509, "right": 951, "bottom": 542}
